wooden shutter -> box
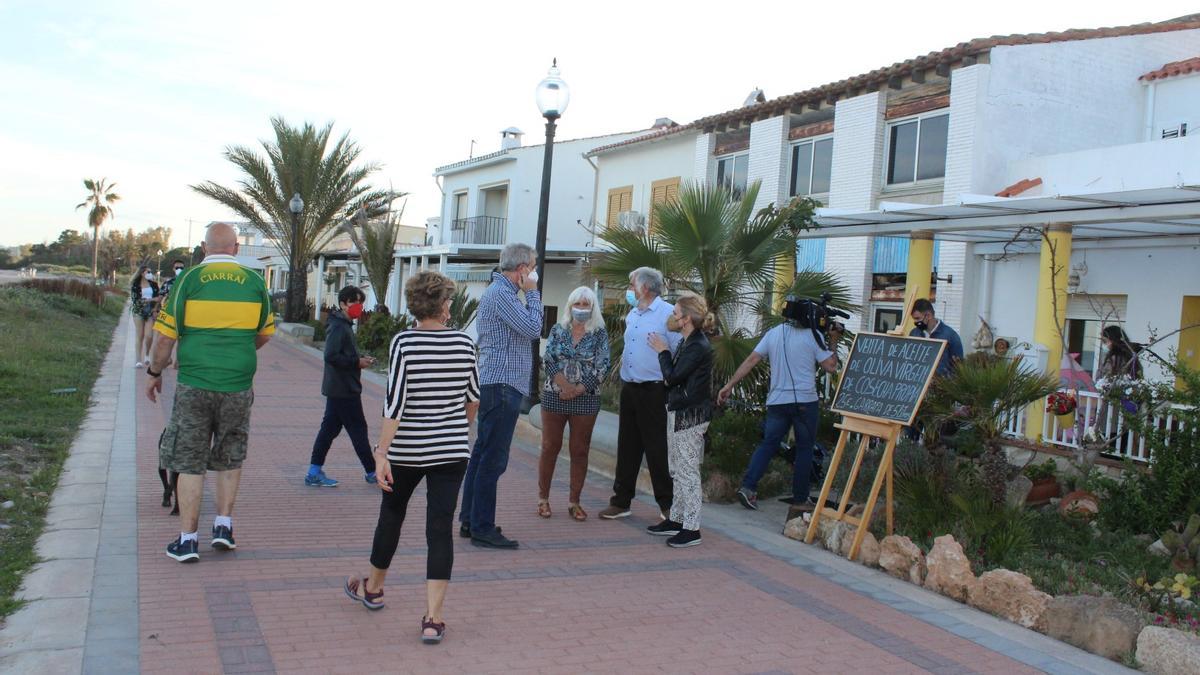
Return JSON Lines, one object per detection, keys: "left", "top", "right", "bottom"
{"left": 649, "top": 177, "right": 681, "bottom": 232}
{"left": 606, "top": 186, "right": 633, "bottom": 228}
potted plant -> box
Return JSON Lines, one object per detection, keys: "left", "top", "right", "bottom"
{"left": 1023, "top": 459, "right": 1061, "bottom": 505}
{"left": 1046, "top": 390, "right": 1077, "bottom": 417}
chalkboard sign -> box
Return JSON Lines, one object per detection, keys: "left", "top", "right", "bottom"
{"left": 831, "top": 333, "right": 946, "bottom": 425}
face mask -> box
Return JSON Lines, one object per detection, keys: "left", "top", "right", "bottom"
{"left": 571, "top": 308, "right": 592, "bottom": 323}
{"left": 526, "top": 268, "right": 539, "bottom": 284}
{"left": 625, "top": 289, "right": 637, "bottom": 307}
{"left": 666, "top": 315, "right": 681, "bottom": 332}
{"left": 144, "top": 272, "right": 154, "bottom": 281}
{"left": 914, "top": 320, "right": 927, "bottom": 331}
{"left": 173, "top": 267, "right": 184, "bottom": 275}
{"left": 346, "top": 302, "right": 364, "bottom": 320}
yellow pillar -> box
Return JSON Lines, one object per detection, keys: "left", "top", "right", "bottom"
{"left": 1025, "top": 223, "right": 1072, "bottom": 441}
{"left": 899, "top": 230, "right": 935, "bottom": 334}
{"left": 772, "top": 248, "right": 796, "bottom": 313}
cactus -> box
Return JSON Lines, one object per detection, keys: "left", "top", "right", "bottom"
{"left": 1160, "top": 514, "right": 1200, "bottom": 573}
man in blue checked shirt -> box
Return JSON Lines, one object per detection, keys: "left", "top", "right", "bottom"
{"left": 599, "top": 267, "right": 682, "bottom": 521}
{"left": 460, "top": 243, "right": 543, "bottom": 549}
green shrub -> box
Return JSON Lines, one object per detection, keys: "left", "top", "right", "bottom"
{"left": 306, "top": 319, "right": 327, "bottom": 343}
{"left": 1096, "top": 364, "right": 1200, "bottom": 534}
{"left": 703, "top": 407, "right": 764, "bottom": 480}
{"left": 1023, "top": 459, "right": 1058, "bottom": 482}
{"left": 356, "top": 311, "right": 410, "bottom": 362}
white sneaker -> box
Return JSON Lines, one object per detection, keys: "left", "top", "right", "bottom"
{"left": 134, "top": 361, "right": 144, "bottom": 369}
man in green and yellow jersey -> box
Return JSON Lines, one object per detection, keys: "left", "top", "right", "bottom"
{"left": 146, "top": 222, "right": 275, "bottom": 563}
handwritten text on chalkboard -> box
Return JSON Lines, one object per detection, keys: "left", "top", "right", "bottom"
{"left": 832, "top": 334, "right": 944, "bottom": 424}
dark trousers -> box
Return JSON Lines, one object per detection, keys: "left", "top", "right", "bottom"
{"left": 310, "top": 395, "right": 374, "bottom": 474}
{"left": 459, "top": 383, "right": 523, "bottom": 536}
{"left": 741, "top": 402, "right": 820, "bottom": 502}
{"left": 369, "top": 460, "right": 467, "bottom": 580}
{"left": 611, "top": 381, "right": 672, "bottom": 512}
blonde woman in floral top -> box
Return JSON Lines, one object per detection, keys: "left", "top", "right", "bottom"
{"left": 537, "top": 286, "right": 610, "bottom": 521}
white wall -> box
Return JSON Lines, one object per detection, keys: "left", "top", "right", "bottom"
{"left": 593, "top": 134, "right": 697, "bottom": 225}
{"left": 982, "top": 240, "right": 1200, "bottom": 381}
{"left": 1002, "top": 133, "right": 1200, "bottom": 195}
{"left": 971, "top": 29, "right": 1200, "bottom": 196}
{"left": 1149, "top": 75, "right": 1200, "bottom": 140}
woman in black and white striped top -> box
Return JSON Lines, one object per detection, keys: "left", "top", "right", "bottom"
{"left": 344, "top": 271, "right": 479, "bottom": 645}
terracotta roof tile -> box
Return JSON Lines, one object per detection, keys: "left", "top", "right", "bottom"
{"left": 588, "top": 17, "right": 1200, "bottom": 157}
{"left": 1140, "top": 56, "right": 1200, "bottom": 81}
{"left": 995, "top": 177, "right": 1042, "bottom": 197}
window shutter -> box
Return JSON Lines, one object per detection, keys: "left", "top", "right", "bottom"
{"left": 649, "top": 177, "right": 681, "bottom": 232}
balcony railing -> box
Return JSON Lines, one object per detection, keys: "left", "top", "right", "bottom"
{"left": 450, "top": 216, "right": 506, "bottom": 245}
{"left": 998, "top": 389, "right": 1191, "bottom": 464}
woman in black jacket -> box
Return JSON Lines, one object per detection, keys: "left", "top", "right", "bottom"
{"left": 647, "top": 292, "right": 715, "bottom": 548}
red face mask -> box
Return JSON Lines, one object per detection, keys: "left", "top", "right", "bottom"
{"left": 346, "top": 302, "right": 364, "bottom": 320}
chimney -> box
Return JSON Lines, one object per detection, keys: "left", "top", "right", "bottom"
{"left": 743, "top": 88, "right": 766, "bottom": 107}
{"left": 500, "top": 127, "right": 524, "bottom": 151}
{"left": 652, "top": 118, "right": 678, "bottom": 130}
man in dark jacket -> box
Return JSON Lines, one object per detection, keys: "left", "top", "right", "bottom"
{"left": 305, "top": 285, "right": 377, "bottom": 487}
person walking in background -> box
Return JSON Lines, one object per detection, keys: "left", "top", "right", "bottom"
{"left": 536, "top": 286, "right": 609, "bottom": 522}
{"left": 146, "top": 222, "right": 274, "bottom": 563}
{"left": 599, "top": 267, "right": 680, "bottom": 521}
{"left": 647, "top": 292, "right": 714, "bottom": 548}
{"left": 305, "top": 285, "right": 378, "bottom": 487}
{"left": 155, "top": 258, "right": 188, "bottom": 512}
{"left": 344, "top": 271, "right": 479, "bottom": 645}
{"left": 909, "top": 298, "right": 963, "bottom": 377}
{"left": 131, "top": 264, "right": 160, "bottom": 368}
{"left": 459, "top": 243, "right": 542, "bottom": 549}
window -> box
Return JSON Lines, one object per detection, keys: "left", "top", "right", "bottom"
{"left": 452, "top": 192, "right": 468, "bottom": 229}
{"left": 886, "top": 113, "right": 948, "bottom": 185}
{"left": 873, "top": 306, "right": 903, "bottom": 334}
{"left": 606, "top": 186, "right": 633, "bottom": 228}
{"left": 649, "top": 177, "right": 680, "bottom": 230}
{"left": 716, "top": 153, "right": 749, "bottom": 197}
{"left": 789, "top": 138, "right": 833, "bottom": 196}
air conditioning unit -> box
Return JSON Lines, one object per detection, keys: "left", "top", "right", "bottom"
{"left": 1160, "top": 122, "right": 1188, "bottom": 140}
{"left": 618, "top": 210, "right": 646, "bottom": 231}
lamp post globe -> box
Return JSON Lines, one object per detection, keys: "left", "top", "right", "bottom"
{"left": 535, "top": 59, "right": 570, "bottom": 119}
{"left": 287, "top": 192, "right": 304, "bottom": 321}
{"left": 289, "top": 193, "right": 304, "bottom": 214}
{"left": 526, "top": 59, "right": 569, "bottom": 410}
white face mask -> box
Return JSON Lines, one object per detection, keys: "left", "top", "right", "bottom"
{"left": 526, "top": 268, "right": 539, "bottom": 284}
{"left": 144, "top": 272, "right": 154, "bottom": 281}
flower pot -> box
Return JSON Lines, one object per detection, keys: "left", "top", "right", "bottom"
{"left": 1026, "top": 477, "right": 1061, "bottom": 506}
{"left": 1059, "top": 490, "right": 1100, "bottom": 520}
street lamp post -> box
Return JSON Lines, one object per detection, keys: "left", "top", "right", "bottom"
{"left": 289, "top": 193, "right": 304, "bottom": 321}
{"left": 156, "top": 249, "right": 163, "bottom": 277}
{"left": 527, "top": 59, "right": 571, "bottom": 408}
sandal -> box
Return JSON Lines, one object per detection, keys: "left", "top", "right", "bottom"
{"left": 421, "top": 616, "right": 446, "bottom": 644}
{"left": 537, "top": 499, "right": 552, "bottom": 518}
{"left": 344, "top": 575, "right": 385, "bottom": 610}
{"left": 567, "top": 504, "right": 587, "bottom": 522}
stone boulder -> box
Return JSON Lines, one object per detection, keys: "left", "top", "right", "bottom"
{"left": 782, "top": 517, "right": 807, "bottom": 542}
{"left": 702, "top": 472, "right": 737, "bottom": 503}
{"left": 1005, "top": 475, "right": 1034, "bottom": 508}
{"left": 1035, "top": 595, "right": 1145, "bottom": 660}
{"left": 923, "top": 535, "right": 976, "bottom": 602}
{"left": 838, "top": 529, "right": 880, "bottom": 567}
{"left": 1136, "top": 626, "right": 1200, "bottom": 675}
{"left": 823, "top": 521, "right": 851, "bottom": 553}
{"left": 879, "top": 535, "right": 926, "bottom": 584}
{"left": 967, "top": 569, "right": 1051, "bottom": 629}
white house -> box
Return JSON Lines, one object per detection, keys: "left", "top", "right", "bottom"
{"left": 388, "top": 125, "right": 656, "bottom": 336}
{"left": 588, "top": 14, "right": 1200, "bottom": 456}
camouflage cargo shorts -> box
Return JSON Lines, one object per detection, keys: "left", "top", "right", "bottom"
{"left": 159, "top": 383, "right": 255, "bottom": 475}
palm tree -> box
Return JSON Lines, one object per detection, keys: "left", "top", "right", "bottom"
{"left": 921, "top": 352, "right": 1059, "bottom": 505}
{"left": 447, "top": 284, "right": 480, "bottom": 331}
{"left": 339, "top": 193, "right": 409, "bottom": 311}
{"left": 591, "top": 180, "right": 847, "bottom": 391}
{"left": 76, "top": 178, "right": 120, "bottom": 282}
{"left": 192, "top": 117, "right": 387, "bottom": 322}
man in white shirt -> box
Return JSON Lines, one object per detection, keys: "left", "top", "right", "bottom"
{"left": 599, "top": 267, "right": 681, "bottom": 520}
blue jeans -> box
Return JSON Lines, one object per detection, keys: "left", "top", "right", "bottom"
{"left": 741, "top": 402, "right": 820, "bottom": 502}
{"left": 459, "top": 383, "right": 523, "bottom": 536}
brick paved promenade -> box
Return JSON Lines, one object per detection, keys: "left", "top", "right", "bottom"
{"left": 125, "top": 338, "right": 1116, "bottom": 674}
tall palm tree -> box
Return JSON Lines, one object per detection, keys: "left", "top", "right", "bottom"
{"left": 75, "top": 178, "right": 120, "bottom": 282}
{"left": 192, "top": 117, "right": 387, "bottom": 322}
{"left": 591, "top": 181, "right": 847, "bottom": 392}
{"left": 339, "top": 193, "right": 409, "bottom": 311}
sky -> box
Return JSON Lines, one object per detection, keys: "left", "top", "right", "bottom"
{"left": 1, "top": 0, "right": 1196, "bottom": 249}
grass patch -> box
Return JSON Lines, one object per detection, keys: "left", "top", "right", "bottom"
{"left": 0, "top": 287, "right": 121, "bottom": 620}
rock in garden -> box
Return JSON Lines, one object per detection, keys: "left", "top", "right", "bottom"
{"left": 1035, "top": 595, "right": 1145, "bottom": 660}
{"left": 838, "top": 530, "right": 880, "bottom": 567}
{"left": 782, "top": 517, "right": 807, "bottom": 541}
{"left": 1147, "top": 538, "right": 1171, "bottom": 557}
{"left": 1, "top": 500, "right": 13, "bottom": 510}
{"left": 967, "top": 569, "right": 1051, "bottom": 629}
{"left": 879, "top": 535, "right": 926, "bottom": 584}
{"left": 1059, "top": 491, "right": 1100, "bottom": 520}
{"left": 1136, "top": 626, "right": 1200, "bottom": 675}
{"left": 1005, "top": 475, "right": 1034, "bottom": 509}
{"left": 823, "top": 521, "right": 851, "bottom": 553}
{"left": 702, "top": 473, "right": 737, "bottom": 503}
{"left": 924, "top": 535, "right": 976, "bottom": 602}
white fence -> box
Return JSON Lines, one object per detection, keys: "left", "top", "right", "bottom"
{"left": 999, "top": 390, "right": 1190, "bottom": 464}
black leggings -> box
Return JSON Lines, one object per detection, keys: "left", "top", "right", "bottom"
{"left": 369, "top": 460, "right": 467, "bottom": 580}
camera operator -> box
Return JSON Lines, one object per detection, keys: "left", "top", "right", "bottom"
{"left": 717, "top": 299, "right": 840, "bottom": 518}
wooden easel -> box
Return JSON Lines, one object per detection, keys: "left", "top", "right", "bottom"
{"left": 803, "top": 413, "right": 900, "bottom": 560}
